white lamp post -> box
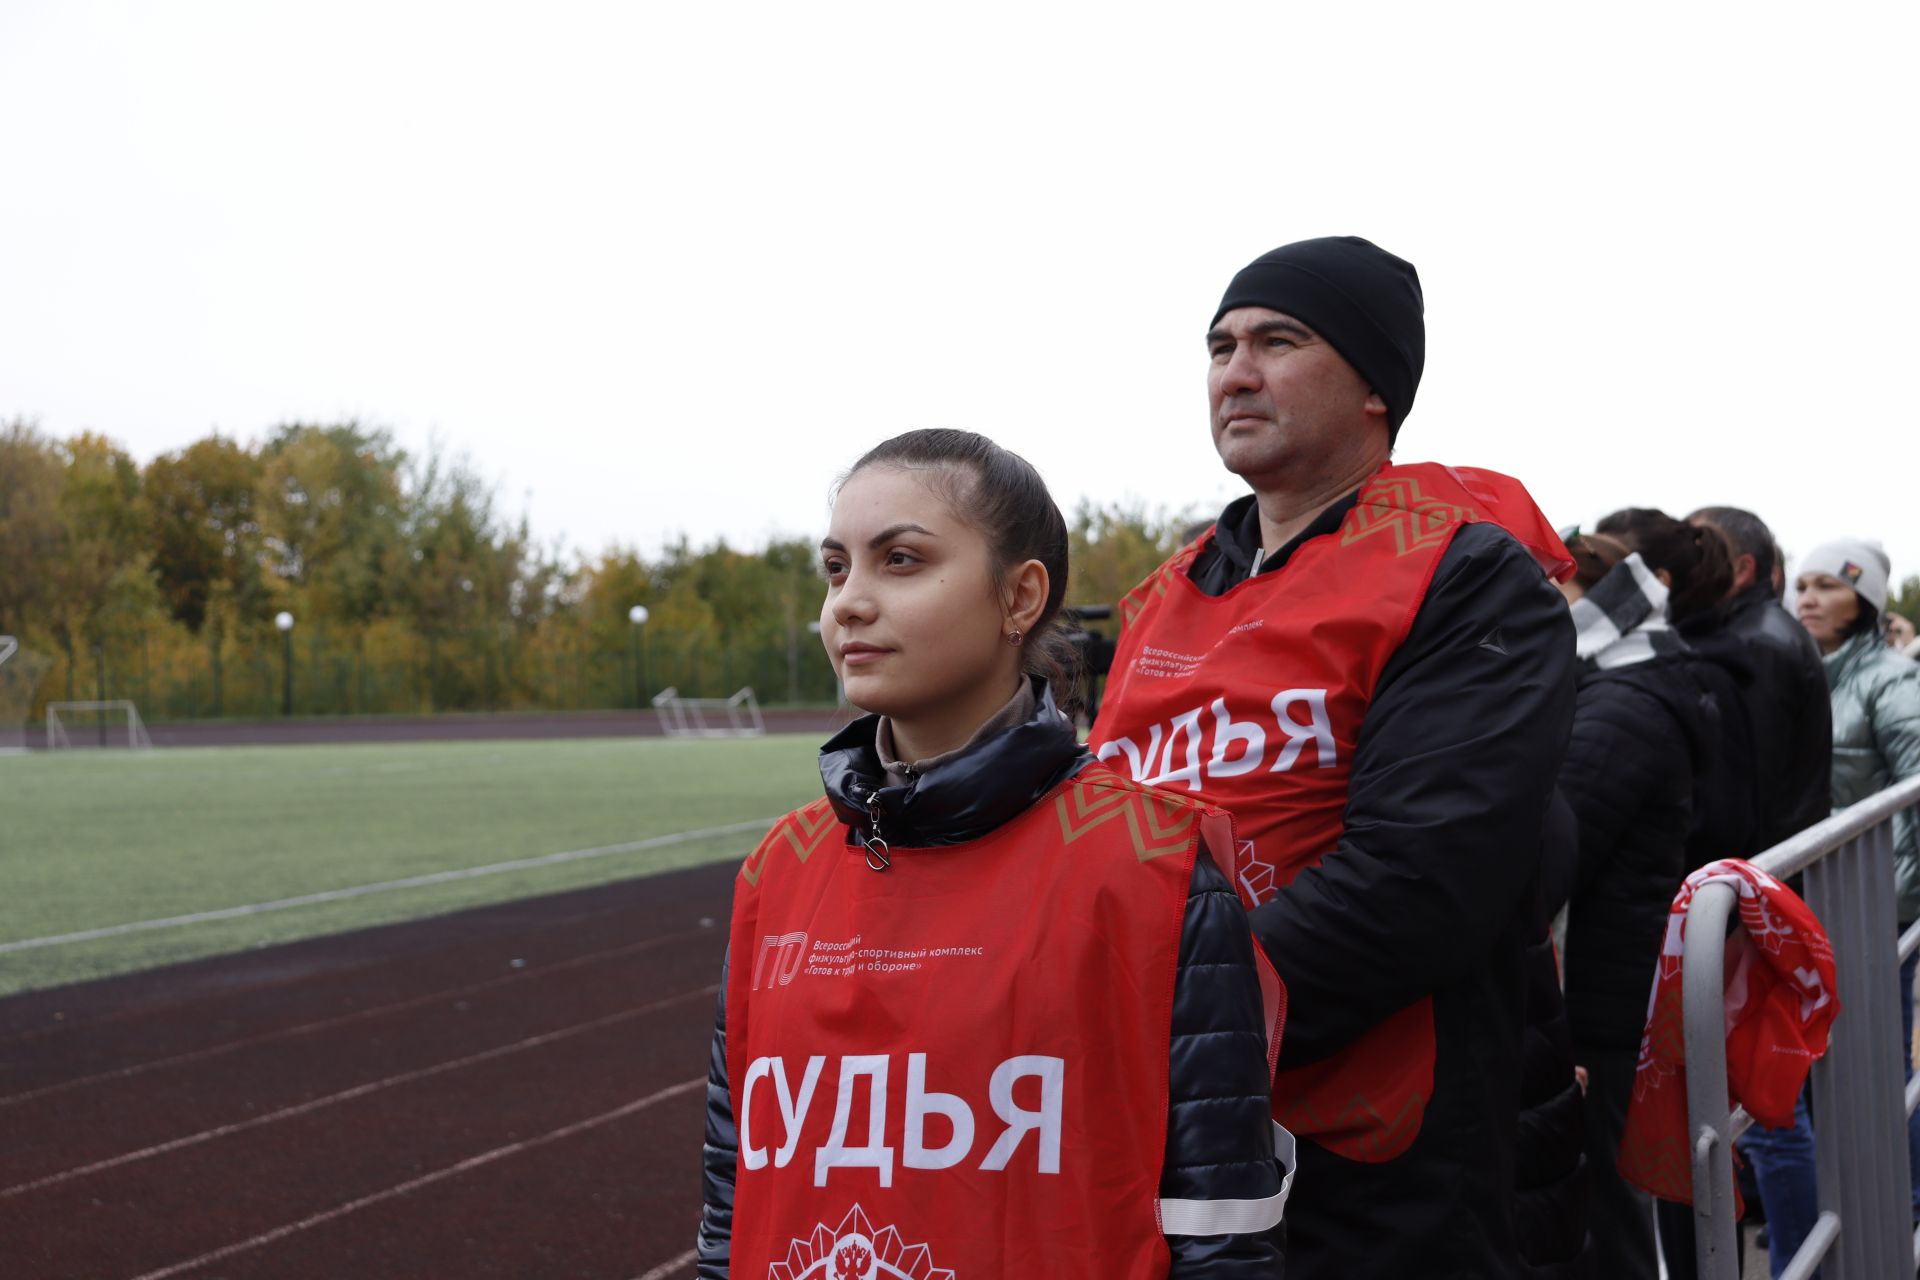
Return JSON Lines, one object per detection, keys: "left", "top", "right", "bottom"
{"left": 628, "top": 605, "right": 650, "bottom": 706}
{"left": 807, "top": 620, "right": 845, "bottom": 706}
{"left": 274, "top": 611, "right": 295, "bottom": 715}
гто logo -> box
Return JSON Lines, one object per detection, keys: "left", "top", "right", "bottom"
{"left": 769, "top": 1204, "right": 953, "bottom": 1280}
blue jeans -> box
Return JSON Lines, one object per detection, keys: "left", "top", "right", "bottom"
{"left": 1739, "top": 1089, "right": 1819, "bottom": 1278}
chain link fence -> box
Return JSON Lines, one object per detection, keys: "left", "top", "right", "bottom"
{"left": 17, "top": 621, "right": 843, "bottom": 722}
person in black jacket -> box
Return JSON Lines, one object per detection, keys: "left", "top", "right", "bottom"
{"left": 1552, "top": 518, "right": 1730, "bottom": 1280}
{"left": 1680, "top": 506, "right": 1834, "bottom": 850}
{"left": 696, "top": 429, "right": 1286, "bottom": 1278}
{"left": 1647, "top": 506, "right": 1833, "bottom": 1278}
{"left": 1515, "top": 794, "right": 1593, "bottom": 1279}
{"left": 1092, "top": 236, "right": 1578, "bottom": 1280}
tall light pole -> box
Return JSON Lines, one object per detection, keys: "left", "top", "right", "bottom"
{"left": 628, "top": 605, "right": 650, "bottom": 708}
{"left": 275, "top": 611, "right": 295, "bottom": 716}
{"left": 807, "top": 619, "right": 845, "bottom": 706}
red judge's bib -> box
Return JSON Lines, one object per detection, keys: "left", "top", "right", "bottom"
{"left": 1090, "top": 462, "right": 1570, "bottom": 1161}
{"left": 726, "top": 762, "right": 1282, "bottom": 1280}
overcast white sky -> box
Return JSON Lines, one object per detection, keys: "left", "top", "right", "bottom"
{"left": 3, "top": 1, "right": 1915, "bottom": 593}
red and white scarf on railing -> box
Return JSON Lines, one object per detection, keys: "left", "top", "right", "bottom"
{"left": 1617, "top": 858, "right": 1839, "bottom": 1208}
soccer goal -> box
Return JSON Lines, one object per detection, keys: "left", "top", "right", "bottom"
{"left": 0, "top": 636, "right": 49, "bottom": 756}
{"left": 45, "top": 700, "right": 154, "bottom": 750}
{"left": 651, "top": 686, "right": 765, "bottom": 738}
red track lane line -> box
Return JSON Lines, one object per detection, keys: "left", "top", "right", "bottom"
{"left": 632, "top": 1247, "right": 698, "bottom": 1279}
{"left": 121, "top": 1076, "right": 705, "bottom": 1280}
{"left": 0, "top": 927, "right": 710, "bottom": 1110}
{"left": 0, "top": 984, "right": 717, "bottom": 1201}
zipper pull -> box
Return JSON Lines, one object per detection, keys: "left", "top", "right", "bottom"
{"left": 862, "top": 791, "right": 891, "bottom": 872}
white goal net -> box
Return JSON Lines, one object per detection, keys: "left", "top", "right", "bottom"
{"left": 0, "top": 636, "right": 50, "bottom": 755}
{"left": 651, "top": 686, "right": 765, "bottom": 738}
{"left": 46, "top": 700, "right": 153, "bottom": 750}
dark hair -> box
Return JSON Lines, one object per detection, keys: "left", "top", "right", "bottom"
{"left": 1849, "top": 600, "right": 1881, "bottom": 640}
{"left": 1565, "top": 531, "right": 1631, "bottom": 590}
{"left": 1688, "top": 505, "right": 1777, "bottom": 586}
{"left": 843, "top": 429, "right": 1078, "bottom": 707}
{"left": 1594, "top": 507, "right": 1735, "bottom": 623}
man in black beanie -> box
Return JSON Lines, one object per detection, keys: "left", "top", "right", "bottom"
{"left": 1091, "top": 238, "right": 1578, "bottom": 1280}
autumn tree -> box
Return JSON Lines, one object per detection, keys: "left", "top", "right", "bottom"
{"left": 146, "top": 434, "right": 271, "bottom": 714}
{"left": 1067, "top": 498, "right": 1196, "bottom": 611}
{"left": 390, "top": 444, "right": 535, "bottom": 707}
{"left": 146, "top": 434, "right": 267, "bottom": 632}
{"left": 255, "top": 422, "right": 405, "bottom": 625}
{"left": 47, "top": 434, "right": 157, "bottom": 698}
{"left": 0, "top": 420, "right": 65, "bottom": 637}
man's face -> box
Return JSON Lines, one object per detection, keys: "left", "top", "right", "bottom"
{"left": 1206, "top": 307, "right": 1388, "bottom": 489}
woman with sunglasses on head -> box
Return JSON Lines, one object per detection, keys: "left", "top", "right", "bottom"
{"left": 694, "top": 429, "right": 1288, "bottom": 1279}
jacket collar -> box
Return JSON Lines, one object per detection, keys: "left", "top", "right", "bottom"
{"left": 1209, "top": 490, "right": 1360, "bottom": 581}
{"left": 1823, "top": 628, "right": 1882, "bottom": 686}
{"left": 818, "top": 677, "right": 1085, "bottom": 849}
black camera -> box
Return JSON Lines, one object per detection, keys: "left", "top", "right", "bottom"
{"left": 1062, "top": 604, "right": 1118, "bottom": 719}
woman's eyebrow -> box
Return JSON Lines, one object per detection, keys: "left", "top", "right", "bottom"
{"left": 868, "top": 523, "right": 935, "bottom": 547}
{"left": 819, "top": 524, "right": 936, "bottom": 554}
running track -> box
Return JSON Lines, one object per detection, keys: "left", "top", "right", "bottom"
{"left": 0, "top": 860, "right": 739, "bottom": 1279}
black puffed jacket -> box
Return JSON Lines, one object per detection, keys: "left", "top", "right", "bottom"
{"left": 1557, "top": 656, "right": 1716, "bottom": 1051}
{"left": 695, "top": 680, "right": 1286, "bottom": 1278}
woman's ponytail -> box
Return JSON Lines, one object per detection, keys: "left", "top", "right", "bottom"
{"left": 1594, "top": 507, "right": 1735, "bottom": 623}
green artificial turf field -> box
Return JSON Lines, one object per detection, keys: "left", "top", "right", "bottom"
{"left": 0, "top": 736, "right": 824, "bottom": 996}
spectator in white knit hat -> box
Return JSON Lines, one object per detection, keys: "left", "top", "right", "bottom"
{"left": 1794, "top": 536, "right": 1920, "bottom": 1235}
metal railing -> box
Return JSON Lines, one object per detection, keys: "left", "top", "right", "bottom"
{"left": 1685, "top": 773, "right": 1920, "bottom": 1279}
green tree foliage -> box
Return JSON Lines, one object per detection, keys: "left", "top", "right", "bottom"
{"left": 256, "top": 422, "right": 405, "bottom": 625}
{"left": 0, "top": 420, "right": 65, "bottom": 636}
{"left": 1067, "top": 497, "right": 1204, "bottom": 610}
{"left": 146, "top": 434, "right": 267, "bottom": 632}
{"left": 51, "top": 433, "right": 153, "bottom": 656}
{"left": 0, "top": 421, "right": 856, "bottom": 718}
{"left": 1890, "top": 576, "right": 1920, "bottom": 627}
{"left": 392, "top": 443, "right": 523, "bottom": 641}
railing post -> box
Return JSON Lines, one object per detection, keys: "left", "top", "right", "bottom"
{"left": 1804, "top": 822, "right": 1911, "bottom": 1279}
{"left": 1685, "top": 879, "right": 1743, "bottom": 1278}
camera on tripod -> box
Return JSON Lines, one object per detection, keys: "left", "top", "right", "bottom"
{"left": 1062, "top": 603, "right": 1118, "bottom": 721}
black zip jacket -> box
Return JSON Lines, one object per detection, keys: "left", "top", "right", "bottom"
{"left": 1515, "top": 795, "right": 1592, "bottom": 1279}
{"left": 696, "top": 680, "right": 1286, "bottom": 1277}
{"left": 1677, "top": 583, "right": 1833, "bottom": 852}
{"left": 1180, "top": 490, "right": 1577, "bottom": 1280}
{"left": 1556, "top": 656, "right": 1716, "bottom": 1051}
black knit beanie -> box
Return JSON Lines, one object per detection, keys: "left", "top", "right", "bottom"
{"left": 1212, "top": 236, "right": 1425, "bottom": 439}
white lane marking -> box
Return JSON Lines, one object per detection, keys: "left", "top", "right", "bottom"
{"left": 0, "top": 985, "right": 716, "bottom": 1199}
{"left": 123, "top": 1076, "right": 705, "bottom": 1280}
{"left": 632, "top": 1248, "right": 699, "bottom": 1280}
{"left": 0, "top": 928, "right": 706, "bottom": 1109}
{"left": 0, "top": 818, "right": 776, "bottom": 953}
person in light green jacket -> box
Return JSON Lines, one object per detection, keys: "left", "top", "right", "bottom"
{"left": 1794, "top": 535, "right": 1920, "bottom": 1227}
{"left": 1795, "top": 538, "right": 1920, "bottom": 913}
